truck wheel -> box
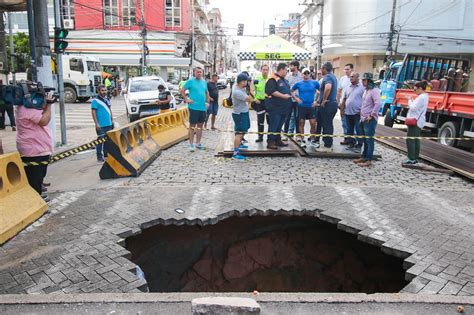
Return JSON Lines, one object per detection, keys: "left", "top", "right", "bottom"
{"left": 438, "top": 121, "right": 460, "bottom": 147}
{"left": 64, "top": 86, "right": 77, "bottom": 103}
{"left": 384, "top": 111, "right": 394, "bottom": 127}
{"left": 77, "top": 97, "right": 90, "bottom": 103}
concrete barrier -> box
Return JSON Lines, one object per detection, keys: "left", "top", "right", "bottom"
{"left": 146, "top": 107, "right": 189, "bottom": 149}
{"left": 99, "top": 120, "right": 161, "bottom": 179}
{"left": 0, "top": 152, "right": 48, "bottom": 245}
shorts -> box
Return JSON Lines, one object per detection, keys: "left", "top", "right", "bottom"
{"left": 207, "top": 101, "right": 219, "bottom": 116}
{"left": 232, "top": 112, "right": 250, "bottom": 134}
{"left": 189, "top": 109, "right": 207, "bottom": 124}
{"left": 297, "top": 106, "right": 317, "bottom": 120}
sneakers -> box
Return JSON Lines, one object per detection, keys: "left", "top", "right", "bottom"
{"left": 255, "top": 137, "right": 263, "bottom": 143}
{"left": 97, "top": 157, "right": 105, "bottom": 163}
{"left": 296, "top": 136, "right": 304, "bottom": 142}
{"left": 340, "top": 139, "right": 351, "bottom": 145}
{"left": 189, "top": 144, "right": 195, "bottom": 152}
{"left": 12, "top": 126, "right": 16, "bottom": 131}
{"left": 239, "top": 144, "right": 249, "bottom": 149}
{"left": 276, "top": 140, "right": 289, "bottom": 147}
{"left": 311, "top": 141, "right": 320, "bottom": 149}
{"left": 281, "top": 135, "right": 288, "bottom": 141}
{"left": 41, "top": 193, "right": 50, "bottom": 203}
{"left": 317, "top": 146, "right": 333, "bottom": 152}
{"left": 196, "top": 143, "right": 203, "bottom": 150}
{"left": 402, "top": 159, "right": 419, "bottom": 165}
{"left": 241, "top": 138, "right": 248, "bottom": 144}
{"left": 232, "top": 153, "right": 247, "bottom": 161}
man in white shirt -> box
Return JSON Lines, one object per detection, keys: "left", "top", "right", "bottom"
{"left": 337, "top": 63, "right": 354, "bottom": 145}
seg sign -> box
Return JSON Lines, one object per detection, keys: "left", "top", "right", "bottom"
{"left": 256, "top": 52, "right": 293, "bottom": 60}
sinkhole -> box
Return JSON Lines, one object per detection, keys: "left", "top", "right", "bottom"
{"left": 126, "top": 215, "right": 408, "bottom": 293}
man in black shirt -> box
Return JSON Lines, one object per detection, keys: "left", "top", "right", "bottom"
{"left": 205, "top": 74, "right": 219, "bottom": 130}
{"left": 157, "top": 85, "right": 172, "bottom": 113}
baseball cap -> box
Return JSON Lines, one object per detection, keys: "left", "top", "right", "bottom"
{"left": 237, "top": 72, "right": 250, "bottom": 83}
{"left": 302, "top": 68, "right": 311, "bottom": 74}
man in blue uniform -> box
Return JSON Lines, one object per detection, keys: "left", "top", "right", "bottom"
{"left": 264, "top": 63, "right": 292, "bottom": 150}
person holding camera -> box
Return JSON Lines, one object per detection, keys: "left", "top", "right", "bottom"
{"left": 91, "top": 84, "right": 114, "bottom": 162}
{"left": 15, "top": 92, "right": 53, "bottom": 199}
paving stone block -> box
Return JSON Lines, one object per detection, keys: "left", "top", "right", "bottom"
{"left": 439, "top": 281, "right": 463, "bottom": 295}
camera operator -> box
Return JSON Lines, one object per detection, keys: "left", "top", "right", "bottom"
{"left": 15, "top": 92, "right": 54, "bottom": 200}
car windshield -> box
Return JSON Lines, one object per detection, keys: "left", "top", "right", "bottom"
{"left": 130, "top": 79, "right": 163, "bottom": 92}
{"left": 87, "top": 61, "right": 100, "bottom": 71}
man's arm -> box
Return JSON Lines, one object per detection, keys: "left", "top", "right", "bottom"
{"left": 321, "top": 83, "right": 332, "bottom": 106}
{"left": 91, "top": 109, "right": 101, "bottom": 131}
{"left": 180, "top": 86, "right": 193, "bottom": 104}
{"left": 38, "top": 104, "right": 52, "bottom": 126}
{"left": 272, "top": 91, "right": 291, "bottom": 99}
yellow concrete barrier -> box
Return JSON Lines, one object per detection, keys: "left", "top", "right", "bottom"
{"left": 0, "top": 152, "right": 48, "bottom": 245}
{"left": 146, "top": 107, "right": 189, "bottom": 149}
{"left": 99, "top": 120, "right": 162, "bottom": 179}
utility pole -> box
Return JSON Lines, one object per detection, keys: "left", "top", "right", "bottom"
{"left": 54, "top": 0, "right": 67, "bottom": 145}
{"left": 33, "top": 0, "right": 54, "bottom": 88}
{"left": 190, "top": 0, "right": 195, "bottom": 73}
{"left": 317, "top": 0, "right": 324, "bottom": 70}
{"left": 140, "top": 0, "right": 147, "bottom": 75}
{"left": 0, "top": 12, "right": 7, "bottom": 83}
{"left": 212, "top": 26, "right": 217, "bottom": 74}
{"left": 26, "top": 0, "right": 37, "bottom": 81}
{"left": 386, "top": 0, "right": 397, "bottom": 62}
{"left": 8, "top": 12, "right": 15, "bottom": 84}
{"left": 297, "top": 14, "right": 301, "bottom": 45}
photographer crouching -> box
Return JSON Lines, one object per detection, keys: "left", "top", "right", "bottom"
{"left": 15, "top": 90, "right": 54, "bottom": 201}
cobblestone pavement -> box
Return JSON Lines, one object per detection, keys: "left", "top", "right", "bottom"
{"left": 0, "top": 107, "right": 473, "bottom": 296}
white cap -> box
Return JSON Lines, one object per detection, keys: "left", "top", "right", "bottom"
{"left": 302, "top": 68, "right": 311, "bottom": 74}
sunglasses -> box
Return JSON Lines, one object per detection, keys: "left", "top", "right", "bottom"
{"left": 303, "top": 72, "right": 310, "bottom": 75}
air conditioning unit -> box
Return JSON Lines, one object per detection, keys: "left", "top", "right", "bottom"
{"left": 63, "top": 19, "right": 75, "bottom": 30}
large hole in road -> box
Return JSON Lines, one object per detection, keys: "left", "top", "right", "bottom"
{"left": 126, "top": 215, "right": 408, "bottom": 293}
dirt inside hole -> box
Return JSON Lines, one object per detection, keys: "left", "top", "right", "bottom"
{"left": 126, "top": 215, "right": 408, "bottom": 293}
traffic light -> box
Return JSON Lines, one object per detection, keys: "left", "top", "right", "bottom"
{"left": 237, "top": 23, "right": 244, "bottom": 36}
{"left": 54, "top": 27, "right": 69, "bottom": 53}
{"left": 269, "top": 24, "right": 275, "bottom": 35}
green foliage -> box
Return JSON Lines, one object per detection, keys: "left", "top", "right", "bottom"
{"left": 6, "top": 32, "right": 30, "bottom": 72}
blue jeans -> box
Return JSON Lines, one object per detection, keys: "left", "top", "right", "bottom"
{"left": 359, "top": 118, "right": 377, "bottom": 160}
{"left": 283, "top": 102, "right": 297, "bottom": 134}
{"left": 316, "top": 102, "right": 338, "bottom": 147}
{"left": 341, "top": 114, "right": 348, "bottom": 135}
{"left": 346, "top": 114, "right": 362, "bottom": 146}
{"left": 96, "top": 125, "right": 114, "bottom": 159}
{"left": 268, "top": 113, "right": 287, "bottom": 142}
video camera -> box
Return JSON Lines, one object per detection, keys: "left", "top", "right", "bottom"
{"left": 0, "top": 80, "right": 55, "bottom": 110}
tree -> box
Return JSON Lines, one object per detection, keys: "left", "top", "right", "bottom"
{"left": 6, "top": 32, "right": 30, "bottom": 72}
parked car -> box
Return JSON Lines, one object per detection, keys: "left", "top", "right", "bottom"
{"left": 217, "top": 74, "right": 228, "bottom": 89}
{"left": 123, "top": 76, "right": 176, "bottom": 122}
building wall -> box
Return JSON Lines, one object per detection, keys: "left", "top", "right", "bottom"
{"left": 74, "top": 0, "right": 190, "bottom": 33}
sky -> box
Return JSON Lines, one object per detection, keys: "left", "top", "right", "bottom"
{"left": 209, "top": 0, "right": 304, "bottom": 51}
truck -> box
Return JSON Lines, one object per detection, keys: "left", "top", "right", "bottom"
{"left": 379, "top": 54, "right": 470, "bottom": 127}
{"left": 59, "top": 54, "right": 102, "bottom": 103}
{"left": 381, "top": 54, "right": 473, "bottom": 150}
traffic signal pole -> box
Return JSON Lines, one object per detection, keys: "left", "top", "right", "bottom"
{"left": 26, "top": 0, "right": 37, "bottom": 81}
{"left": 54, "top": 0, "right": 67, "bottom": 145}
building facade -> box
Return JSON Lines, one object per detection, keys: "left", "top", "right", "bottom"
{"left": 7, "top": 0, "right": 229, "bottom": 81}
{"left": 301, "top": 0, "right": 474, "bottom": 80}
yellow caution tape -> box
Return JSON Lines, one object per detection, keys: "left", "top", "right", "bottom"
{"left": 22, "top": 137, "right": 107, "bottom": 166}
